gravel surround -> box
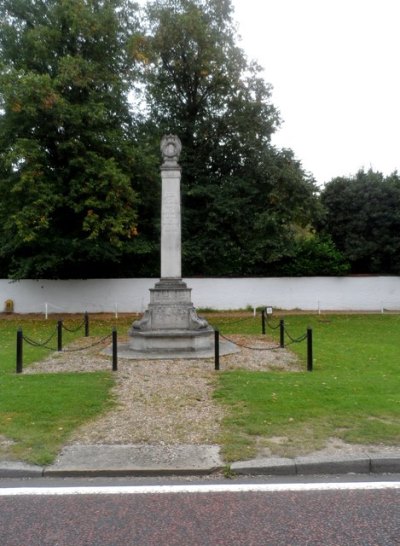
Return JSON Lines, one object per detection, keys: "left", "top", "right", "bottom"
{"left": 24, "top": 335, "right": 299, "bottom": 446}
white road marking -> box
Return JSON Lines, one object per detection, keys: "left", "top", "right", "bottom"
{"left": 0, "top": 482, "right": 399, "bottom": 496}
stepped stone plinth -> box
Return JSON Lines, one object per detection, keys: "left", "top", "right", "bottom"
{"left": 128, "top": 278, "right": 213, "bottom": 353}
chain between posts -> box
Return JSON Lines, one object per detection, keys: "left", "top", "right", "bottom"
{"left": 22, "top": 329, "right": 58, "bottom": 349}
{"left": 219, "top": 331, "right": 281, "bottom": 351}
{"left": 216, "top": 312, "right": 314, "bottom": 372}
{"left": 280, "top": 321, "right": 314, "bottom": 371}
{"left": 61, "top": 312, "right": 89, "bottom": 334}
{"left": 21, "top": 313, "right": 89, "bottom": 352}
{"left": 15, "top": 315, "right": 115, "bottom": 373}
{"left": 263, "top": 312, "right": 281, "bottom": 331}
{"left": 61, "top": 333, "right": 112, "bottom": 353}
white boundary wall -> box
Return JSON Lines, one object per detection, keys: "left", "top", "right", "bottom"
{"left": 1, "top": 277, "right": 400, "bottom": 314}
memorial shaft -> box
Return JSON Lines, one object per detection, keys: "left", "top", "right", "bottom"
{"left": 161, "top": 167, "right": 182, "bottom": 279}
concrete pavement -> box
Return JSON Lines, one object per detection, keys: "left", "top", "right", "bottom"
{"left": 1, "top": 444, "right": 400, "bottom": 478}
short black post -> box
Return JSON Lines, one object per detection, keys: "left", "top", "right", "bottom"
{"left": 84, "top": 312, "right": 89, "bottom": 337}
{"left": 261, "top": 309, "right": 266, "bottom": 335}
{"left": 57, "top": 320, "right": 63, "bottom": 352}
{"left": 214, "top": 329, "right": 220, "bottom": 371}
{"left": 307, "top": 328, "right": 313, "bottom": 372}
{"left": 16, "top": 328, "right": 23, "bottom": 374}
{"left": 112, "top": 328, "right": 118, "bottom": 371}
{"left": 279, "top": 319, "right": 285, "bottom": 348}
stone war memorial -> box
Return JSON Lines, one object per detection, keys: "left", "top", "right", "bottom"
{"left": 125, "top": 135, "right": 236, "bottom": 359}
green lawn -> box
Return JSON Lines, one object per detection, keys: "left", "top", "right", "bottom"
{"left": 0, "top": 315, "right": 120, "bottom": 464}
{"left": 210, "top": 313, "right": 400, "bottom": 461}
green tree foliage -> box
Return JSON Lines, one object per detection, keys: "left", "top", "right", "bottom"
{"left": 137, "top": 0, "right": 321, "bottom": 275}
{"left": 0, "top": 0, "right": 150, "bottom": 278}
{"left": 269, "top": 235, "right": 350, "bottom": 276}
{"left": 0, "top": 0, "right": 340, "bottom": 279}
{"left": 320, "top": 169, "right": 400, "bottom": 274}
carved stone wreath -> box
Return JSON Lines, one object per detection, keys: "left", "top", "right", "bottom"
{"left": 160, "top": 134, "right": 182, "bottom": 166}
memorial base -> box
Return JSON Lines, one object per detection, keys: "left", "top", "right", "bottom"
{"left": 128, "top": 327, "right": 214, "bottom": 353}
{"left": 128, "top": 278, "right": 214, "bottom": 355}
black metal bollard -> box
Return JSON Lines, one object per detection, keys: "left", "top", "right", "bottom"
{"left": 84, "top": 312, "right": 89, "bottom": 337}
{"left": 280, "top": 319, "right": 285, "bottom": 348}
{"left": 112, "top": 328, "right": 118, "bottom": 371}
{"left": 57, "top": 320, "right": 63, "bottom": 351}
{"left": 307, "top": 327, "right": 313, "bottom": 371}
{"left": 214, "top": 329, "right": 220, "bottom": 371}
{"left": 261, "top": 309, "right": 266, "bottom": 335}
{"left": 16, "top": 328, "right": 23, "bottom": 374}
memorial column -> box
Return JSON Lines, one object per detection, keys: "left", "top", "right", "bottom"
{"left": 160, "top": 165, "right": 182, "bottom": 279}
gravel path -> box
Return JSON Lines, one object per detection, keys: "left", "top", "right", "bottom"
{"left": 25, "top": 335, "right": 300, "bottom": 446}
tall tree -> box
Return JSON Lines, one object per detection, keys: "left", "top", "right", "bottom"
{"left": 0, "top": 0, "right": 148, "bottom": 278}
{"left": 135, "top": 0, "right": 320, "bottom": 275}
{"left": 320, "top": 169, "right": 400, "bottom": 274}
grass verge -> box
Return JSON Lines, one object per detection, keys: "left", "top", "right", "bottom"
{"left": 0, "top": 372, "right": 114, "bottom": 465}
{"left": 0, "top": 315, "right": 119, "bottom": 464}
{"left": 210, "top": 313, "right": 400, "bottom": 461}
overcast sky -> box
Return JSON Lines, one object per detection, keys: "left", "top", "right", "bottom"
{"left": 233, "top": 0, "right": 400, "bottom": 185}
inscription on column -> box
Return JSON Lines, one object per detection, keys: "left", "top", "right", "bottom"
{"left": 162, "top": 192, "right": 180, "bottom": 233}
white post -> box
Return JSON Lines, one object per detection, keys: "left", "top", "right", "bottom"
{"left": 45, "top": 302, "right": 48, "bottom": 320}
{"left": 115, "top": 303, "right": 118, "bottom": 319}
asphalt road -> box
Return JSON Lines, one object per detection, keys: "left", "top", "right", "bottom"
{"left": 0, "top": 479, "right": 399, "bottom": 545}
